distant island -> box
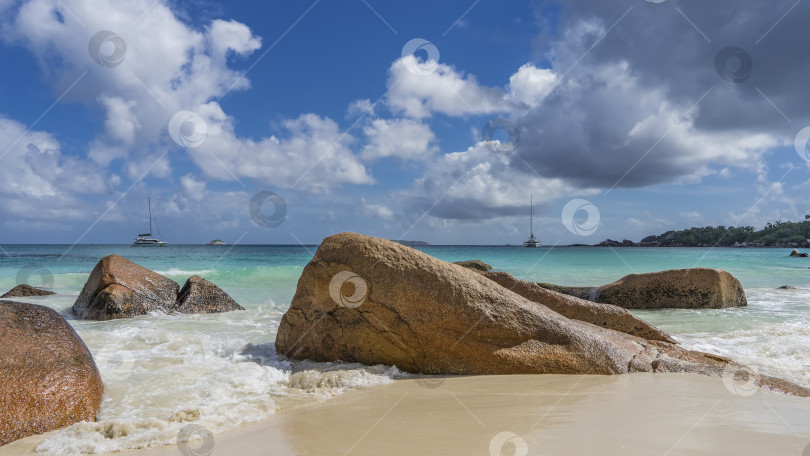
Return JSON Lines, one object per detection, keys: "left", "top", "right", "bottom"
{"left": 591, "top": 218, "right": 810, "bottom": 248}
{"left": 391, "top": 240, "right": 430, "bottom": 246}
{"left": 206, "top": 239, "right": 226, "bottom": 246}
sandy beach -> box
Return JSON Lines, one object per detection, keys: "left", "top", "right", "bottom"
{"left": 5, "top": 372, "right": 808, "bottom": 456}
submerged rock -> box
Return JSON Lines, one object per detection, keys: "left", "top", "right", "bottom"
{"left": 1, "top": 284, "right": 56, "bottom": 298}
{"left": 72, "top": 255, "right": 179, "bottom": 320}
{"left": 0, "top": 301, "right": 103, "bottom": 445}
{"left": 176, "top": 275, "right": 245, "bottom": 313}
{"left": 789, "top": 249, "right": 808, "bottom": 257}
{"left": 276, "top": 233, "right": 806, "bottom": 395}
{"left": 452, "top": 260, "right": 492, "bottom": 272}
{"left": 594, "top": 268, "right": 747, "bottom": 309}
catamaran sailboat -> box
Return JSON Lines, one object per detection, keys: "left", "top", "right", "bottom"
{"left": 523, "top": 194, "right": 540, "bottom": 248}
{"left": 132, "top": 197, "right": 167, "bottom": 247}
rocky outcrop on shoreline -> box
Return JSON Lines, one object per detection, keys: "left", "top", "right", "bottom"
{"left": 538, "top": 268, "right": 747, "bottom": 310}
{"left": 479, "top": 271, "right": 675, "bottom": 343}
{"left": 789, "top": 249, "right": 808, "bottom": 257}
{"left": 1, "top": 301, "right": 103, "bottom": 445}
{"left": 73, "top": 255, "right": 243, "bottom": 320}
{"left": 1, "top": 284, "right": 56, "bottom": 298}
{"left": 595, "top": 268, "right": 747, "bottom": 310}
{"left": 275, "top": 233, "right": 807, "bottom": 396}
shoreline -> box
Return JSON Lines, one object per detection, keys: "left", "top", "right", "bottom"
{"left": 6, "top": 373, "right": 809, "bottom": 456}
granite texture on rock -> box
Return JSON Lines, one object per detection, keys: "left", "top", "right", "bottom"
{"left": 72, "top": 255, "right": 179, "bottom": 320}
{"left": 0, "top": 300, "right": 103, "bottom": 446}
{"left": 595, "top": 268, "right": 747, "bottom": 309}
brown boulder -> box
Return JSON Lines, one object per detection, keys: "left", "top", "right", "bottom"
{"left": 595, "top": 268, "right": 747, "bottom": 309}
{"left": 1, "top": 284, "right": 56, "bottom": 298}
{"left": 0, "top": 301, "right": 103, "bottom": 445}
{"left": 481, "top": 271, "right": 675, "bottom": 343}
{"left": 275, "top": 233, "right": 807, "bottom": 395}
{"left": 176, "top": 275, "right": 245, "bottom": 314}
{"left": 72, "top": 255, "right": 179, "bottom": 320}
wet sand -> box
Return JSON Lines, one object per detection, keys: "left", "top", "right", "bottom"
{"left": 5, "top": 373, "right": 810, "bottom": 456}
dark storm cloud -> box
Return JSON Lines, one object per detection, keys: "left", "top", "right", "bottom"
{"left": 514, "top": 0, "right": 809, "bottom": 188}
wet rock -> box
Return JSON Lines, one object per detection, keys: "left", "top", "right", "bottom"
{"left": 176, "top": 275, "right": 245, "bottom": 314}
{"left": 72, "top": 255, "right": 179, "bottom": 320}
{"left": 0, "top": 301, "right": 103, "bottom": 445}
{"left": 1, "top": 284, "right": 56, "bottom": 298}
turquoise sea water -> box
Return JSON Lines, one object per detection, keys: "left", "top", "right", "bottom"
{"left": 2, "top": 244, "right": 809, "bottom": 454}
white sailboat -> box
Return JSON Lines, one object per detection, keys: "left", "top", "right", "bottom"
{"left": 523, "top": 194, "right": 540, "bottom": 248}
{"left": 132, "top": 197, "right": 167, "bottom": 247}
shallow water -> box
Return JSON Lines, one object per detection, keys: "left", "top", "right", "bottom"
{"left": 1, "top": 244, "right": 808, "bottom": 454}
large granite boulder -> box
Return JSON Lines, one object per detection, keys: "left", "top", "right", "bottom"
{"left": 789, "top": 249, "right": 808, "bottom": 257}
{"left": 276, "top": 233, "right": 806, "bottom": 395}
{"left": 481, "top": 271, "right": 675, "bottom": 343}
{"left": 72, "top": 255, "right": 179, "bottom": 320}
{"left": 176, "top": 275, "right": 245, "bottom": 313}
{"left": 595, "top": 268, "right": 747, "bottom": 309}
{"left": 0, "top": 301, "right": 103, "bottom": 445}
{"left": 1, "top": 284, "right": 56, "bottom": 298}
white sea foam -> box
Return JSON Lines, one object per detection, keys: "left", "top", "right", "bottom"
{"left": 153, "top": 268, "right": 215, "bottom": 277}
{"left": 31, "top": 325, "right": 398, "bottom": 455}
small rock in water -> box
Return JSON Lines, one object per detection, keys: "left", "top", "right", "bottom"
{"left": 1, "top": 283, "right": 56, "bottom": 298}
{"left": 789, "top": 249, "right": 808, "bottom": 257}
{"left": 176, "top": 275, "right": 245, "bottom": 314}
{"left": 777, "top": 285, "right": 797, "bottom": 290}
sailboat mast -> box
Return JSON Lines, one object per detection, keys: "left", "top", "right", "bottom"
{"left": 148, "top": 197, "right": 153, "bottom": 235}
{"left": 530, "top": 194, "right": 533, "bottom": 237}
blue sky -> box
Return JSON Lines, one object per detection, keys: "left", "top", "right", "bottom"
{"left": 1, "top": 0, "right": 809, "bottom": 245}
